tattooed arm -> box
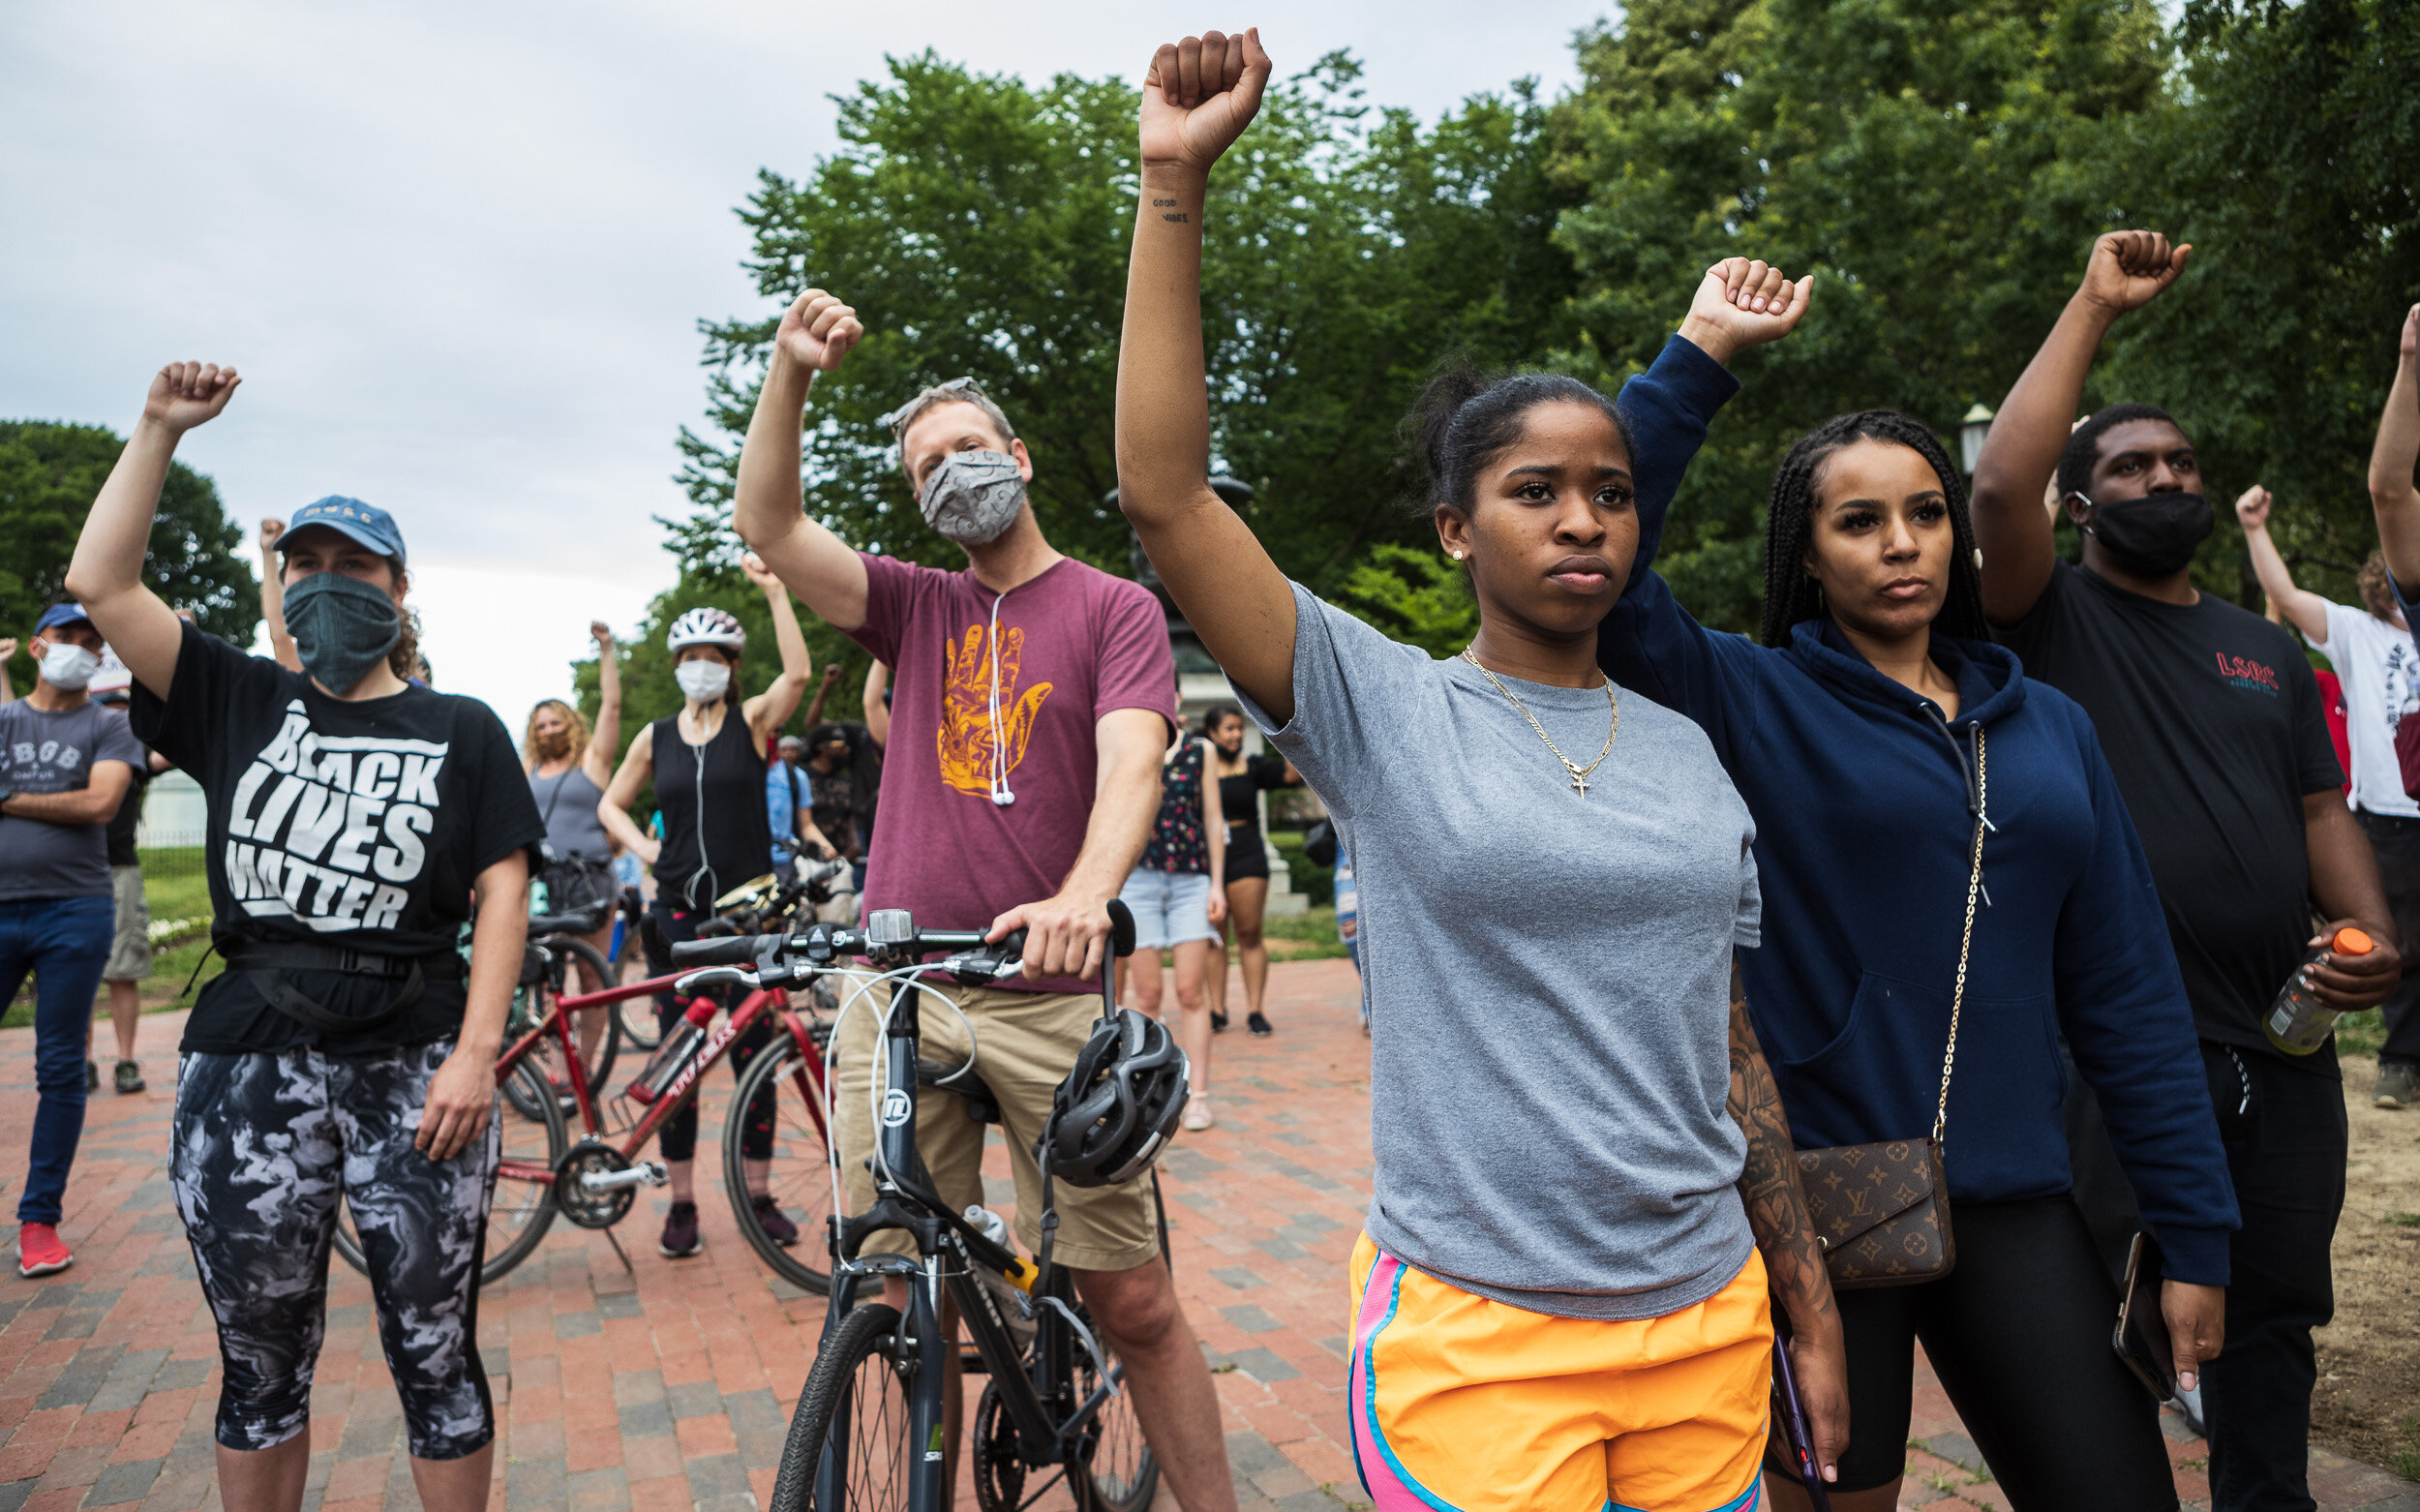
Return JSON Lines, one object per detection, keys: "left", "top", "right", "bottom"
{"left": 1728, "top": 956, "right": 1849, "bottom": 1486}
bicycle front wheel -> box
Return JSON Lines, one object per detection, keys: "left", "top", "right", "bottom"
{"left": 725, "top": 1035, "right": 836, "bottom": 1294}
{"left": 1066, "top": 1295, "right": 1159, "bottom": 1512}
{"left": 507, "top": 936, "right": 621, "bottom": 1118}
{"left": 769, "top": 1302, "right": 915, "bottom": 1512}
{"left": 331, "top": 1057, "right": 567, "bottom": 1286}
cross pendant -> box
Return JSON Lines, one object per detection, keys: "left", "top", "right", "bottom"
{"left": 1570, "top": 771, "right": 1589, "bottom": 798}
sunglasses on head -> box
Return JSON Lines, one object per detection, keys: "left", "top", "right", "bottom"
{"left": 876, "top": 376, "right": 993, "bottom": 434}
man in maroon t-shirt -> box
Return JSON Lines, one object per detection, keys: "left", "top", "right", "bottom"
{"left": 734, "top": 291, "right": 1235, "bottom": 1510}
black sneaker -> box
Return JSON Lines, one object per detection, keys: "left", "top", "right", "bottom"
{"left": 1210, "top": 1010, "right": 1229, "bottom": 1034}
{"left": 86, "top": 1061, "right": 100, "bottom": 1093}
{"left": 2375, "top": 1061, "right": 2417, "bottom": 1110}
{"left": 659, "top": 1201, "right": 703, "bottom": 1258}
{"left": 1247, "top": 1012, "right": 1274, "bottom": 1038}
{"left": 114, "top": 1061, "right": 145, "bottom": 1095}
{"left": 752, "top": 1194, "right": 799, "bottom": 1247}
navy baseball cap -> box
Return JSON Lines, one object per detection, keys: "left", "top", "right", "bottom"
{"left": 281, "top": 496, "right": 406, "bottom": 565}
{"left": 35, "top": 602, "right": 96, "bottom": 634}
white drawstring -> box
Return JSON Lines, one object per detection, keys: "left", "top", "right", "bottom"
{"left": 987, "top": 588, "right": 1015, "bottom": 807}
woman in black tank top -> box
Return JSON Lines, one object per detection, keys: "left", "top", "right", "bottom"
{"left": 598, "top": 555, "right": 810, "bottom": 1258}
{"left": 1203, "top": 705, "right": 1300, "bottom": 1036}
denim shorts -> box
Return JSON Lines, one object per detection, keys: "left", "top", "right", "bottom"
{"left": 1118, "top": 868, "right": 1217, "bottom": 949}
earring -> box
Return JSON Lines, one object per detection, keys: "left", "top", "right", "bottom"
{"left": 1450, "top": 550, "right": 1465, "bottom": 561}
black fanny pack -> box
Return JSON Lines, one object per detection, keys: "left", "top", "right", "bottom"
{"left": 226, "top": 943, "right": 466, "bottom": 1035}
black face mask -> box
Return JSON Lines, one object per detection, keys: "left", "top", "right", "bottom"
{"left": 2079, "top": 491, "right": 2213, "bottom": 578}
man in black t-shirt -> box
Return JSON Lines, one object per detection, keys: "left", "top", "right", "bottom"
{"left": 1973, "top": 230, "right": 2402, "bottom": 1511}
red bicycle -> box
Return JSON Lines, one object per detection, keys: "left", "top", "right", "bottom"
{"left": 332, "top": 911, "right": 843, "bottom": 1291}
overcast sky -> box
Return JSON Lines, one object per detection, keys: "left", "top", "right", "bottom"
{"left": 2, "top": 1, "right": 1608, "bottom": 727}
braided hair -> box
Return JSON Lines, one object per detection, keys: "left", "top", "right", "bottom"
{"left": 1407, "top": 364, "right": 1633, "bottom": 520}
{"left": 1760, "top": 410, "right": 1990, "bottom": 648}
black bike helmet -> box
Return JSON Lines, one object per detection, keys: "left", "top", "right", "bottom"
{"left": 1036, "top": 1007, "right": 1191, "bottom": 1188}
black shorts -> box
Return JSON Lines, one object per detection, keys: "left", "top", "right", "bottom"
{"left": 1224, "top": 826, "right": 1271, "bottom": 883}
{"left": 1816, "top": 1196, "right": 2177, "bottom": 1508}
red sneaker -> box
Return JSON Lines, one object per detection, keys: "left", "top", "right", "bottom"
{"left": 17, "top": 1224, "right": 73, "bottom": 1278}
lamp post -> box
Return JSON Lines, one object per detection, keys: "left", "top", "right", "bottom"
{"left": 1959, "top": 404, "right": 1996, "bottom": 476}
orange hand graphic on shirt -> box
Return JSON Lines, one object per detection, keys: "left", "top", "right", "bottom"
{"left": 937, "top": 621, "right": 1054, "bottom": 797}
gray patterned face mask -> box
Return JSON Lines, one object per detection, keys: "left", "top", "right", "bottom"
{"left": 918, "top": 450, "right": 1027, "bottom": 545}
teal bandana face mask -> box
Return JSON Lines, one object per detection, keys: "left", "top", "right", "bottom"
{"left": 284, "top": 571, "right": 402, "bottom": 692}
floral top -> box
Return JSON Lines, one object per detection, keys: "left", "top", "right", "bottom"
{"left": 1139, "top": 740, "right": 1211, "bottom": 874}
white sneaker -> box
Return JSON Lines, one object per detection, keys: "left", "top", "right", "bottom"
{"left": 1183, "top": 1098, "right": 1215, "bottom": 1132}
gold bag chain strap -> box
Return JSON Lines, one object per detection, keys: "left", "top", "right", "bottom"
{"left": 1935, "top": 726, "right": 1989, "bottom": 1150}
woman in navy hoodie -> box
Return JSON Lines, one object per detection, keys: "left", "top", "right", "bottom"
{"left": 1600, "top": 262, "right": 2239, "bottom": 1512}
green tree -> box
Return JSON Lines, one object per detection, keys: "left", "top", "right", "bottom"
{"left": 2096, "top": 0, "right": 2420, "bottom": 614}
{"left": 1552, "top": 0, "right": 2173, "bottom": 634}
{"left": 674, "top": 51, "right": 1579, "bottom": 598}
{"left": 0, "top": 419, "right": 257, "bottom": 684}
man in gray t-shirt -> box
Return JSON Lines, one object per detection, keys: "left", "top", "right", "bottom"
{"left": 1242, "top": 585, "right": 1762, "bottom": 1320}
{"left": 1, "top": 603, "right": 143, "bottom": 1276}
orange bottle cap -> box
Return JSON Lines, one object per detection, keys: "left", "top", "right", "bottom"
{"left": 2331, "top": 927, "right": 2374, "bottom": 955}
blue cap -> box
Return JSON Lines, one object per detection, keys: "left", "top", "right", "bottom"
{"left": 35, "top": 602, "right": 95, "bottom": 634}
{"left": 282, "top": 496, "right": 406, "bottom": 565}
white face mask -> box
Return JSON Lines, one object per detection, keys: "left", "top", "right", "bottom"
{"left": 675, "top": 660, "right": 731, "bottom": 703}
{"left": 39, "top": 643, "right": 100, "bottom": 692}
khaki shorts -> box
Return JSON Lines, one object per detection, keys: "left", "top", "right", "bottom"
{"left": 105, "top": 864, "right": 152, "bottom": 983}
{"left": 833, "top": 982, "right": 1161, "bottom": 1273}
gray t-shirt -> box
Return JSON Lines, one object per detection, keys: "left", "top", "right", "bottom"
{"left": 1240, "top": 586, "right": 1761, "bottom": 1320}
{"left": 0, "top": 700, "right": 147, "bottom": 902}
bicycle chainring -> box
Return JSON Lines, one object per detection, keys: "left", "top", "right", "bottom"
{"left": 552, "top": 1138, "right": 636, "bottom": 1230}
{"left": 969, "top": 1380, "right": 1027, "bottom": 1512}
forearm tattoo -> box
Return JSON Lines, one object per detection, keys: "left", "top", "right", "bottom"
{"left": 1727, "top": 961, "right": 1836, "bottom": 1329}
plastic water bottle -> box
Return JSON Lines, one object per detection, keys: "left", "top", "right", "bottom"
{"left": 2263, "top": 926, "right": 2375, "bottom": 1055}
{"left": 627, "top": 1000, "right": 716, "bottom": 1104}
{"left": 963, "top": 1206, "right": 1037, "bottom": 1351}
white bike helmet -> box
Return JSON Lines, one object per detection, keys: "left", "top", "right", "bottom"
{"left": 666, "top": 607, "right": 745, "bottom": 653}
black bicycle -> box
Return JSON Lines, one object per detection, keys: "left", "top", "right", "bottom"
{"left": 667, "top": 906, "right": 1164, "bottom": 1512}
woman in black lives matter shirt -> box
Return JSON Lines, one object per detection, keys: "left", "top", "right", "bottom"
{"left": 66, "top": 363, "right": 544, "bottom": 1512}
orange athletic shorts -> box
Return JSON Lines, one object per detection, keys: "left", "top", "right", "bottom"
{"left": 1347, "top": 1234, "right": 1772, "bottom": 1512}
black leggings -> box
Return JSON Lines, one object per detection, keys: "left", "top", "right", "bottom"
{"left": 1824, "top": 1196, "right": 2176, "bottom": 1508}
{"left": 644, "top": 900, "right": 774, "bottom": 1164}
{"left": 170, "top": 1042, "right": 497, "bottom": 1460}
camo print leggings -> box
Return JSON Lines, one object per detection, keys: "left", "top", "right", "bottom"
{"left": 169, "top": 1041, "right": 499, "bottom": 1460}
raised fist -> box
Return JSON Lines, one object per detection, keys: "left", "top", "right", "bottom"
{"left": 2234, "top": 484, "right": 2274, "bottom": 531}
{"left": 0, "top": 638, "right": 16, "bottom": 662}
{"left": 2077, "top": 231, "right": 2190, "bottom": 318}
{"left": 257, "top": 517, "right": 285, "bottom": 552}
{"left": 590, "top": 620, "right": 615, "bottom": 648}
{"left": 2401, "top": 303, "right": 2418, "bottom": 360}
{"left": 1139, "top": 27, "right": 1271, "bottom": 175}
{"left": 1681, "top": 257, "right": 1812, "bottom": 364}
{"left": 821, "top": 664, "right": 844, "bottom": 687}
{"left": 740, "top": 551, "right": 783, "bottom": 592}
{"left": 144, "top": 362, "right": 240, "bottom": 435}
{"left": 775, "top": 290, "right": 862, "bottom": 376}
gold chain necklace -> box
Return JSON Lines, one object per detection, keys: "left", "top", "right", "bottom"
{"left": 1458, "top": 647, "right": 1618, "bottom": 797}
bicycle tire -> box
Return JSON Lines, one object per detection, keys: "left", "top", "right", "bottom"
{"left": 769, "top": 1302, "right": 914, "bottom": 1512}
{"left": 332, "top": 1057, "right": 568, "bottom": 1286}
{"left": 505, "top": 936, "right": 621, "bottom": 1118}
{"left": 725, "top": 1037, "right": 836, "bottom": 1295}
{"left": 618, "top": 959, "right": 662, "bottom": 1050}
{"left": 1062, "top": 1294, "right": 1159, "bottom": 1512}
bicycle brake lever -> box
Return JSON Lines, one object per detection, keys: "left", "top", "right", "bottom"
{"left": 674, "top": 966, "right": 754, "bottom": 994}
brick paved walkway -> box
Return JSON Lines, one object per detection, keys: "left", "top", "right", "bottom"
{"left": 6, "top": 959, "right": 2415, "bottom": 1511}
